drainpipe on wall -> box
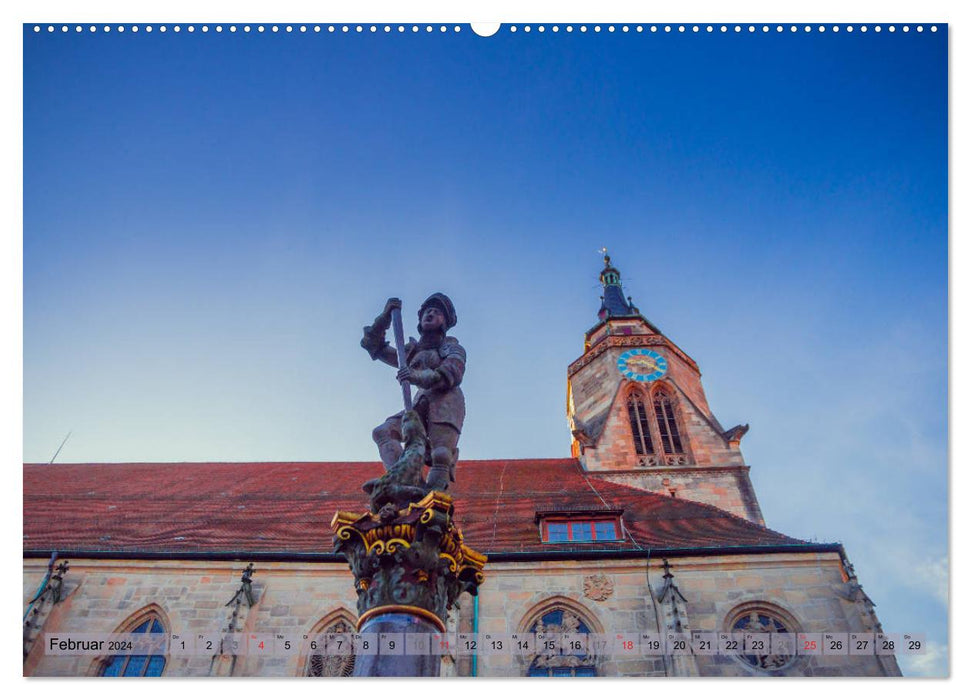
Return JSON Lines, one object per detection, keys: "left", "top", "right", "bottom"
{"left": 23, "top": 551, "right": 57, "bottom": 622}
{"left": 471, "top": 594, "right": 479, "bottom": 677}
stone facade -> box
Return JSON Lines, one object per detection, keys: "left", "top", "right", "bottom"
{"left": 23, "top": 552, "right": 899, "bottom": 677}
{"left": 596, "top": 467, "right": 764, "bottom": 524}
{"left": 23, "top": 560, "right": 360, "bottom": 677}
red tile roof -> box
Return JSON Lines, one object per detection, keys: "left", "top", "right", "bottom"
{"left": 23, "top": 459, "right": 805, "bottom": 556}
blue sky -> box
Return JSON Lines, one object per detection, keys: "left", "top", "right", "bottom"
{"left": 23, "top": 23, "right": 947, "bottom": 676}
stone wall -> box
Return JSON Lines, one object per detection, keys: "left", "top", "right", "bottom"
{"left": 596, "top": 466, "right": 764, "bottom": 524}
{"left": 473, "top": 553, "right": 897, "bottom": 677}
{"left": 23, "top": 560, "right": 359, "bottom": 677}
{"left": 23, "top": 551, "right": 899, "bottom": 677}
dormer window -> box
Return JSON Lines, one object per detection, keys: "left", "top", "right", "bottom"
{"left": 537, "top": 511, "right": 623, "bottom": 543}
{"left": 546, "top": 522, "right": 570, "bottom": 542}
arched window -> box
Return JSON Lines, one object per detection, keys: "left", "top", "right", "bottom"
{"left": 725, "top": 602, "right": 800, "bottom": 673}
{"left": 627, "top": 385, "right": 689, "bottom": 467}
{"left": 652, "top": 387, "right": 684, "bottom": 456}
{"left": 627, "top": 392, "right": 655, "bottom": 458}
{"left": 99, "top": 610, "right": 167, "bottom": 677}
{"left": 305, "top": 614, "right": 355, "bottom": 677}
{"left": 526, "top": 607, "right": 598, "bottom": 677}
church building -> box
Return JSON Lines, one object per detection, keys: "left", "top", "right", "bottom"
{"left": 23, "top": 256, "right": 901, "bottom": 677}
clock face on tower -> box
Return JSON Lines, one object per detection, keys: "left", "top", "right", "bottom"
{"left": 617, "top": 348, "right": 668, "bottom": 382}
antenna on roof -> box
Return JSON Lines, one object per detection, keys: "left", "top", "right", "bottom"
{"left": 49, "top": 431, "right": 72, "bottom": 464}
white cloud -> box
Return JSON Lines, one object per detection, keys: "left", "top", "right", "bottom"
{"left": 912, "top": 556, "right": 949, "bottom": 607}
{"left": 898, "top": 640, "right": 949, "bottom": 678}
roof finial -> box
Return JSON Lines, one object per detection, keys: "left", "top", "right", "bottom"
{"left": 596, "top": 248, "right": 633, "bottom": 320}
{"left": 598, "top": 246, "right": 610, "bottom": 267}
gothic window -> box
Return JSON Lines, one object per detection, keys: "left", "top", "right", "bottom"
{"left": 526, "top": 607, "right": 598, "bottom": 677}
{"left": 726, "top": 603, "right": 799, "bottom": 673}
{"left": 652, "top": 387, "right": 684, "bottom": 455}
{"left": 627, "top": 392, "right": 655, "bottom": 456}
{"left": 627, "top": 385, "right": 689, "bottom": 466}
{"left": 99, "top": 613, "right": 166, "bottom": 677}
{"left": 305, "top": 616, "right": 355, "bottom": 677}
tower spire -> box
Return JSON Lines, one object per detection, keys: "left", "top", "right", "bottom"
{"left": 597, "top": 248, "right": 637, "bottom": 321}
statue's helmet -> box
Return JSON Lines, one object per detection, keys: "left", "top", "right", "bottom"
{"left": 418, "top": 292, "right": 457, "bottom": 330}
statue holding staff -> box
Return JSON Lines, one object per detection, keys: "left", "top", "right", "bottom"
{"left": 335, "top": 292, "right": 485, "bottom": 678}
{"left": 361, "top": 293, "right": 465, "bottom": 493}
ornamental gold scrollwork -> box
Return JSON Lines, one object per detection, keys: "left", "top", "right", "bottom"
{"left": 335, "top": 525, "right": 366, "bottom": 548}
{"left": 382, "top": 539, "right": 410, "bottom": 554}
{"left": 439, "top": 553, "right": 458, "bottom": 573}
{"left": 332, "top": 490, "right": 486, "bottom": 627}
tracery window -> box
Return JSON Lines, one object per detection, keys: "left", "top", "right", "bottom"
{"left": 627, "top": 386, "right": 689, "bottom": 466}
{"left": 627, "top": 392, "right": 655, "bottom": 457}
{"left": 305, "top": 616, "right": 355, "bottom": 677}
{"left": 653, "top": 387, "right": 685, "bottom": 457}
{"left": 526, "top": 608, "right": 598, "bottom": 677}
{"left": 727, "top": 604, "right": 799, "bottom": 672}
{"left": 99, "top": 613, "right": 166, "bottom": 677}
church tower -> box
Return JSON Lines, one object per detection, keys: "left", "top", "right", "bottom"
{"left": 567, "top": 253, "right": 765, "bottom": 523}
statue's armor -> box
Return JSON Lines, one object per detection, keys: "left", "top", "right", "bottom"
{"left": 401, "top": 337, "right": 466, "bottom": 433}
{"left": 361, "top": 297, "right": 465, "bottom": 491}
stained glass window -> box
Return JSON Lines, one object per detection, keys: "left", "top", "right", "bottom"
{"left": 729, "top": 607, "right": 797, "bottom": 672}
{"left": 100, "top": 616, "right": 165, "bottom": 677}
{"left": 306, "top": 618, "right": 355, "bottom": 677}
{"left": 526, "top": 608, "right": 597, "bottom": 677}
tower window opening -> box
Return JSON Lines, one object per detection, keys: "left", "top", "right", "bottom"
{"left": 627, "top": 393, "right": 654, "bottom": 455}
{"left": 653, "top": 389, "right": 684, "bottom": 455}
